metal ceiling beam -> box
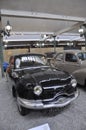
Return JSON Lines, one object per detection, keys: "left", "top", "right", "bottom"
{"left": 0, "top": 9, "right": 86, "bottom": 22}
{"left": 55, "top": 22, "right": 84, "bottom": 35}
{"left": 10, "top": 32, "right": 54, "bottom": 35}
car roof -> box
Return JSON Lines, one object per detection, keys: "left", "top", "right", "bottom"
{"left": 11, "top": 53, "right": 45, "bottom": 58}
{"left": 59, "top": 49, "right": 86, "bottom": 54}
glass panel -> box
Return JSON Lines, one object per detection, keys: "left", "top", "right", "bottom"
{"left": 15, "top": 55, "right": 47, "bottom": 69}
{"left": 65, "top": 53, "right": 77, "bottom": 62}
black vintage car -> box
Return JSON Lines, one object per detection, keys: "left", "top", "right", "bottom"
{"left": 6, "top": 53, "right": 78, "bottom": 116}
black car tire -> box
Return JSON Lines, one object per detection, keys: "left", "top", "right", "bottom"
{"left": 17, "top": 103, "right": 29, "bottom": 116}
{"left": 12, "top": 87, "right": 16, "bottom": 97}
{"left": 85, "top": 80, "right": 86, "bottom": 87}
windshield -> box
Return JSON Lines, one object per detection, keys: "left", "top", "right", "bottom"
{"left": 15, "top": 55, "right": 47, "bottom": 69}
{"left": 77, "top": 52, "right": 86, "bottom": 61}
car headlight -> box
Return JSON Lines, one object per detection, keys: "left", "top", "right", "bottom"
{"left": 34, "top": 85, "right": 42, "bottom": 96}
{"left": 71, "top": 79, "right": 77, "bottom": 87}
{"left": 12, "top": 72, "right": 19, "bottom": 78}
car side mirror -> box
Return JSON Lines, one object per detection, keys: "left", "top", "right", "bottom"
{"left": 79, "top": 59, "right": 82, "bottom": 64}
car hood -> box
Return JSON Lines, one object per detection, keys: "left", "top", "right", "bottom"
{"left": 18, "top": 66, "right": 70, "bottom": 84}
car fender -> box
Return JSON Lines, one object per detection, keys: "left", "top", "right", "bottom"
{"left": 72, "top": 68, "right": 86, "bottom": 85}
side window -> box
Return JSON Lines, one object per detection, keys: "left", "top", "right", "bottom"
{"left": 56, "top": 53, "right": 64, "bottom": 61}
{"left": 77, "top": 53, "right": 83, "bottom": 60}
{"left": 65, "top": 53, "right": 77, "bottom": 62}
{"left": 15, "top": 58, "right": 21, "bottom": 68}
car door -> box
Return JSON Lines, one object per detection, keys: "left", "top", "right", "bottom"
{"left": 63, "top": 52, "right": 81, "bottom": 74}
{"left": 54, "top": 53, "right": 65, "bottom": 70}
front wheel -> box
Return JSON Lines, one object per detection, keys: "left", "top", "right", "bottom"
{"left": 12, "top": 87, "right": 16, "bottom": 97}
{"left": 17, "top": 103, "right": 29, "bottom": 116}
{"left": 85, "top": 80, "right": 86, "bottom": 87}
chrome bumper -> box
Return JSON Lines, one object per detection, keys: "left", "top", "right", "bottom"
{"left": 17, "top": 90, "right": 78, "bottom": 109}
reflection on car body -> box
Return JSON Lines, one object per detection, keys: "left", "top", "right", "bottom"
{"left": 6, "top": 53, "right": 78, "bottom": 116}
{"left": 51, "top": 50, "right": 86, "bottom": 86}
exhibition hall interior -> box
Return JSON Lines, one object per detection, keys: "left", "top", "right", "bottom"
{"left": 0, "top": 0, "right": 86, "bottom": 130}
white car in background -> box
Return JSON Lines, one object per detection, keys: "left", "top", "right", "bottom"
{"left": 51, "top": 50, "right": 86, "bottom": 86}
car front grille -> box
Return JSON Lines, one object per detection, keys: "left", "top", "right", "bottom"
{"left": 40, "top": 87, "right": 64, "bottom": 100}
{"left": 38, "top": 78, "right": 75, "bottom": 100}
{"left": 40, "top": 78, "right": 71, "bottom": 87}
